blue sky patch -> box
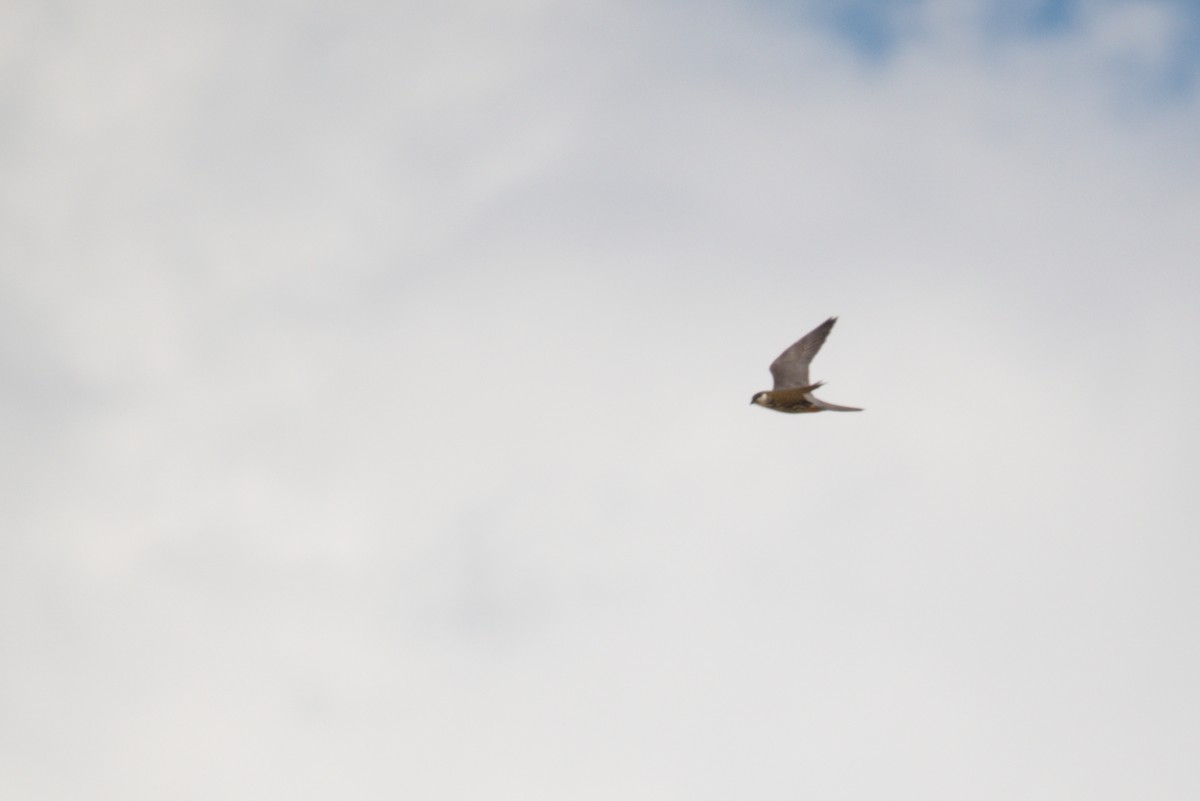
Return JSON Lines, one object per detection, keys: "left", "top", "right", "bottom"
{"left": 752, "top": 0, "right": 920, "bottom": 61}
{"left": 749, "top": 0, "right": 1200, "bottom": 94}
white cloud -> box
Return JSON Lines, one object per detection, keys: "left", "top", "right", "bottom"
{"left": 1, "top": 0, "right": 1198, "bottom": 798}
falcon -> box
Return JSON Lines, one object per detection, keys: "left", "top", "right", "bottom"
{"left": 751, "top": 317, "right": 862, "bottom": 414}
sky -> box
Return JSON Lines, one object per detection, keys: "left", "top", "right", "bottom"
{"left": 2, "top": 0, "right": 1199, "bottom": 798}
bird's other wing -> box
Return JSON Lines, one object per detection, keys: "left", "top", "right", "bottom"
{"left": 809, "top": 395, "right": 863, "bottom": 412}
{"left": 769, "top": 317, "right": 837, "bottom": 390}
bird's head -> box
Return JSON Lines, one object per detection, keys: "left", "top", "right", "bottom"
{"left": 750, "top": 392, "right": 767, "bottom": 406}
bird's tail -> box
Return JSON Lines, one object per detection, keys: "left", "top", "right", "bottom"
{"left": 812, "top": 397, "right": 863, "bottom": 412}
{"left": 804, "top": 382, "right": 862, "bottom": 411}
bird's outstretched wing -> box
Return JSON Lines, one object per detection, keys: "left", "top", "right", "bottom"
{"left": 769, "top": 317, "right": 837, "bottom": 390}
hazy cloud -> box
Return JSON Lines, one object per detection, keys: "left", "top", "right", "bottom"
{"left": 2, "top": 1, "right": 1198, "bottom": 798}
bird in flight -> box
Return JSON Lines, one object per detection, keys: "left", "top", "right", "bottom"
{"left": 751, "top": 317, "right": 862, "bottom": 414}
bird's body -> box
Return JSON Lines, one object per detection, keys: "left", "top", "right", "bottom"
{"left": 753, "top": 384, "right": 828, "bottom": 413}
{"left": 751, "top": 317, "right": 862, "bottom": 414}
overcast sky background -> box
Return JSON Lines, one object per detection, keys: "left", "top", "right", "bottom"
{"left": 3, "top": 0, "right": 1199, "bottom": 798}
